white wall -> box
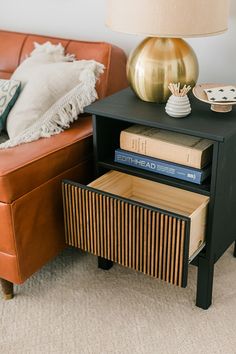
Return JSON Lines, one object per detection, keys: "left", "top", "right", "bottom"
{"left": 0, "top": 0, "right": 235, "bottom": 82}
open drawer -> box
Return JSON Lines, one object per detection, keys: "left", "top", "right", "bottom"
{"left": 62, "top": 171, "right": 209, "bottom": 287}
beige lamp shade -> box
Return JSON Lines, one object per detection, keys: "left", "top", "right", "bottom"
{"left": 106, "top": 0, "right": 230, "bottom": 38}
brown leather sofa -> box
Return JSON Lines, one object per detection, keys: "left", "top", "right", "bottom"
{"left": 0, "top": 30, "right": 128, "bottom": 299}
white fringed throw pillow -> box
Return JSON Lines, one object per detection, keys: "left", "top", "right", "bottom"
{"left": 0, "top": 42, "right": 104, "bottom": 149}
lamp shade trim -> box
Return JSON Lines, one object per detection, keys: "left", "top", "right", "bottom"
{"left": 104, "top": 28, "right": 228, "bottom": 39}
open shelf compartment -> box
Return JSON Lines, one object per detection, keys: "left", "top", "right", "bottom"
{"left": 94, "top": 115, "right": 212, "bottom": 195}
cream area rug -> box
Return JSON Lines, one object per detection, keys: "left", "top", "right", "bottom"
{"left": 0, "top": 245, "right": 235, "bottom": 354}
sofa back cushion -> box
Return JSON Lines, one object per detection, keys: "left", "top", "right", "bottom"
{"left": 0, "top": 30, "right": 128, "bottom": 99}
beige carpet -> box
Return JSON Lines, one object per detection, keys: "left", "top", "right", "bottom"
{"left": 0, "top": 245, "right": 236, "bottom": 354}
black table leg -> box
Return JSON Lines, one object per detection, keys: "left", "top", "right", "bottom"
{"left": 196, "top": 256, "right": 214, "bottom": 310}
{"left": 98, "top": 257, "right": 113, "bottom": 270}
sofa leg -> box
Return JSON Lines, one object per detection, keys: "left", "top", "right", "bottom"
{"left": 0, "top": 279, "right": 14, "bottom": 300}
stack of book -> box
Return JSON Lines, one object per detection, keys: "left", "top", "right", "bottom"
{"left": 114, "top": 125, "right": 213, "bottom": 185}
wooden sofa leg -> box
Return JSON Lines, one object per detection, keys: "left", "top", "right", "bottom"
{"left": 0, "top": 279, "right": 14, "bottom": 300}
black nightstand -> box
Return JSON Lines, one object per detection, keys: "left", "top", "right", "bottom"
{"left": 63, "top": 88, "right": 236, "bottom": 309}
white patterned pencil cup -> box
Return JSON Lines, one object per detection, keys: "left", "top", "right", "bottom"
{"left": 165, "top": 95, "right": 191, "bottom": 118}
{"left": 165, "top": 83, "right": 192, "bottom": 118}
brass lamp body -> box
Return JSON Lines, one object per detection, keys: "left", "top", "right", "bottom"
{"left": 127, "top": 37, "right": 199, "bottom": 103}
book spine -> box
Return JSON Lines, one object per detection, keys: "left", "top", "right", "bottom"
{"left": 115, "top": 149, "right": 208, "bottom": 184}
{"left": 120, "top": 130, "right": 201, "bottom": 169}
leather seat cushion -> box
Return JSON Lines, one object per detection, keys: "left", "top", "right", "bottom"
{"left": 0, "top": 115, "right": 92, "bottom": 203}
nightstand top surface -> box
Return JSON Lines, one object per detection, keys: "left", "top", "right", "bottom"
{"left": 85, "top": 88, "right": 236, "bottom": 142}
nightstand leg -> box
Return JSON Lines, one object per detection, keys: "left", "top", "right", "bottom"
{"left": 0, "top": 279, "right": 14, "bottom": 300}
{"left": 234, "top": 241, "right": 236, "bottom": 258}
{"left": 98, "top": 257, "right": 113, "bottom": 270}
{"left": 196, "top": 257, "right": 214, "bottom": 310}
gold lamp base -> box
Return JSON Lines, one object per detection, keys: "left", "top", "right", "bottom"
{"left": 127, "top": 37, "right": 199, "bottom": 103}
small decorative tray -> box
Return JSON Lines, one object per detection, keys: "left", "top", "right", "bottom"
{"left": 193, "top": 84, "right": 236, "bottom": 113}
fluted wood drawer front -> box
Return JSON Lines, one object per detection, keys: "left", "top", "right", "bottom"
{"left": 62, "top": 171, "right": 209, "bottom": 288}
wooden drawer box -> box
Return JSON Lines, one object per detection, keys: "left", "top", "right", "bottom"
{"left": 62, "top": 171, "right": 209, "bottom": 288}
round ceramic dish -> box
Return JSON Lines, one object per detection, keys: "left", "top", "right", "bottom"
{"left": 193, "top": 84, "right": 236, "bottom": 113}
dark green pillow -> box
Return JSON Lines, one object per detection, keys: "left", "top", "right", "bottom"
{"left": 0, "top": 79, "right": 21, "bottom": 133}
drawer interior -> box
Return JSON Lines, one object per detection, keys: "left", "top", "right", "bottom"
{"left": 88, "top": 171, "right": 209, "bottom": 218}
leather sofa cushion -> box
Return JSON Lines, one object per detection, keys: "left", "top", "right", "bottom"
{"left": 0, "top": 115, "right": 92, "bottom": 203}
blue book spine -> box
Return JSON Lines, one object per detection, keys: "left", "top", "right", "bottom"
{"left": 114, "top": 149, "right": 210, "bottom": 184}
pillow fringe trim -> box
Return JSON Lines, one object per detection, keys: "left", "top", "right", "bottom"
{"left": 0, "top": 64, "right": 104, "bottom": 149}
